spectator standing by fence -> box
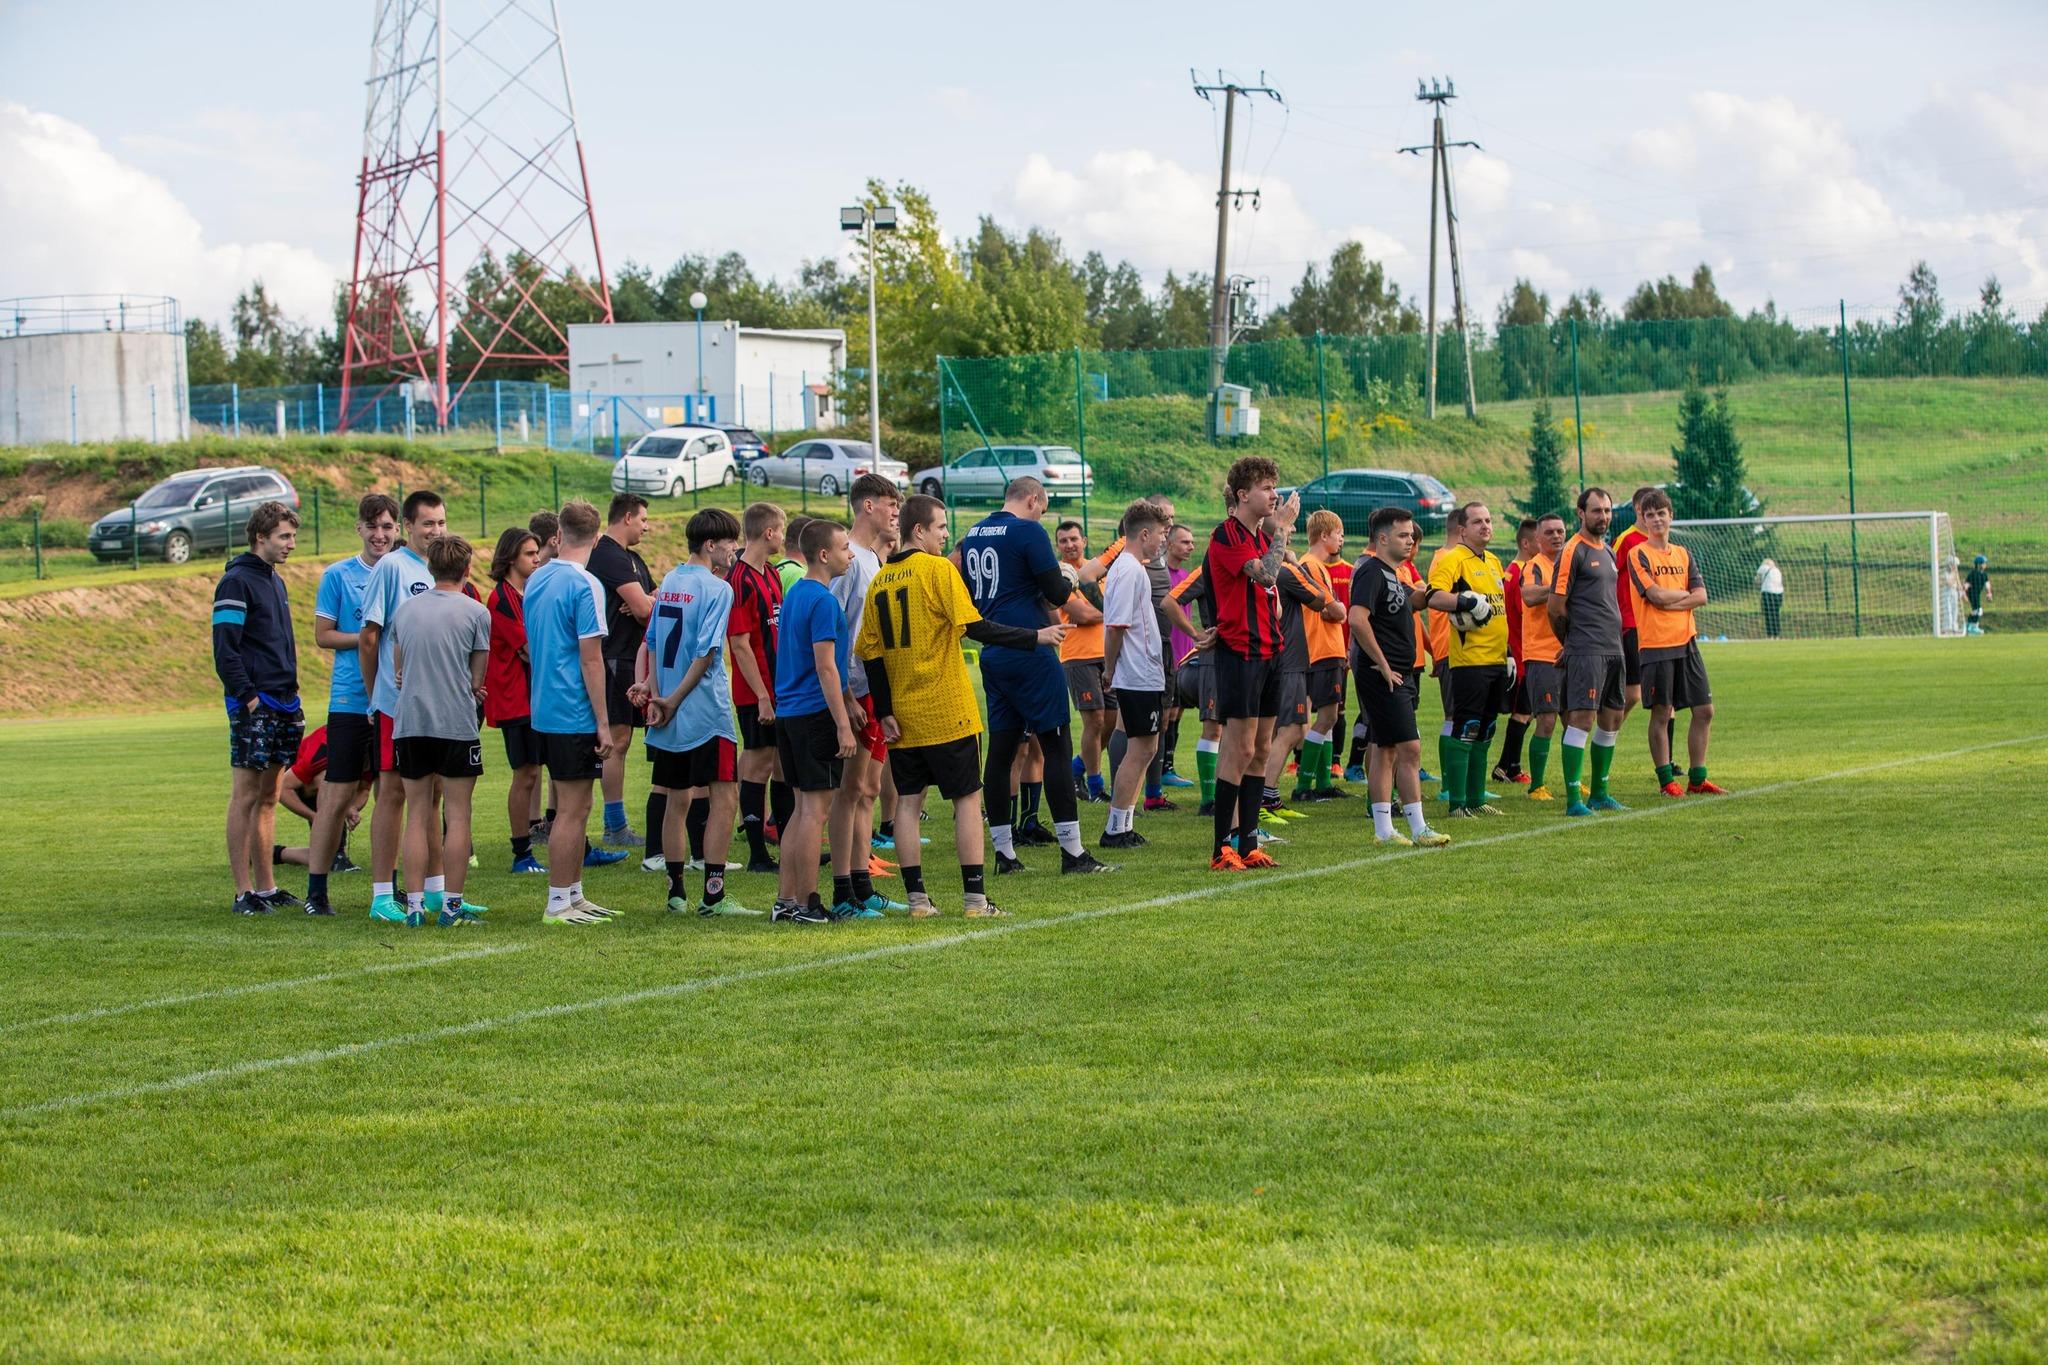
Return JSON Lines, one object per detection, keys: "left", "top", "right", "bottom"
{"left": 1755, "top": 558, "right": 1785, "bottom": 638}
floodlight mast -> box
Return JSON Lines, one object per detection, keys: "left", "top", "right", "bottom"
{"left": 842, "top": 203, "right": 897, "bottom": 451}
{"left": 340, "top": 0, "right": 614, "bottom": 430}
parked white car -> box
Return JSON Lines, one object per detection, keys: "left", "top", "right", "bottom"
{"left": 746, "top": 439, "right": 910, "bottom": 497}
{"left": 611, "top": 425, "right": 740, "bottom": 498}
{"left": 910, "top": 444, "right": 1094, "bottom": 504}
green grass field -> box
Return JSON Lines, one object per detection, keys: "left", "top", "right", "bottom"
{"left": 2, "top": 636, "right": 2044, "bottom": 1358}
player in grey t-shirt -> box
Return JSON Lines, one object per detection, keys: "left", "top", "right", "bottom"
{"left": 828, "top": 475, "right": 905, "bottom": 915}
{"left": 389, "top": 536, "right": 493, "bottom": 925}
{"left": 1546, "top": 487, "right": 1630, "bottom": 816}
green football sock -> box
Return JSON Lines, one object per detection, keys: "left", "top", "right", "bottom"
{"left": 1466, "top": 738, "right": 1493, "bottom": 807}
{"left": 1561, "top": 740, "right": 1586, "bottom": 800}
{"left": 1438, "top": 733, "right": 1454, "bottom": 789}
{"left": 1315, "top": 739, "right": 1336, "bottom": 788}
{"left": 1442, "top": 738, "right": 1472, "bottom": 807}
{"left": 1590, "top": 738, "right": 1617, "bottom": 798}
{"left": 1688, "top": 765, "right": 1708, "bottom": 785}
{"left": 1528, "top": 736, "right": 1552, "bottom": 788}
{"left": 1196, "top": 748, "right": 1217, "bottom": 803}
{"left": 1292, "top": 741, "right": 1317, "bottom": 796}
{"left": 1657, "top": 762, "right": 1678, "bottom": 786}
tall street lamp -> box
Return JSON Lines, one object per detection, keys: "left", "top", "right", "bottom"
{"left": 840, "top": 203, "right": 897, "bottom": 451}
{"left": 689, "top": 290, "right": 708, "bottom": 423}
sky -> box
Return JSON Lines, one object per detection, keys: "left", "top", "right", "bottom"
{"left": 3, "top": 0, "right": 2046, "bottom": 335}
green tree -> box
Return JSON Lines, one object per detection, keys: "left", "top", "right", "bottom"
{"left": 1669, "top": 384, "right": 1753, "bottom": 520}
{"left": 1517, "top": 400, "right": 1572, "bottom": 521}
{"left": 1623, "top": 264, "right": 1734, "bottom": 322}
{"left": 1893, "top": 259, "right": 1943, "bottom": 374}
{"left": 185, "top": 319, "right": 232, "bottom": 385}
{"left": 1495, "top": 278, "right": 1552, "bottom": 399}
{"left": 224, "top": 280, "right": 321, "bottom": 385}
{"left": 1273, "top": 242, "right": 1416, "bottom": 336}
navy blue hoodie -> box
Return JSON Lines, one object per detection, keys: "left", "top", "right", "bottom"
{"left": 212, "top": 551, "right": 299, "bottom": 712}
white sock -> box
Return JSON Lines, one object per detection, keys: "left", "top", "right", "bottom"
{"left": 1371, "top": 802, "right": 1395, "bottom": 839}
{"left": 1305, "top": 728, "right": 1328, "bottom": 747}
{"left": 571, "top": 879, "right": 584, "bottom": 902}
{"left": 1054, "top": 820, "right": 1082, "bottom": 856}
{"left": 1109, "top": 805, "right": 1133, "bottom": 835}
{"left": 424, "top": 874, "right": 446, "bottom": 894}
{"left": 1563, "top": 725, "right": 1589, "bottom": 749}
{"left": 1403, "top": 801, "right": 1428, "bottom": 836}
{"left": 1195, "top": 737, "right": 1220, "bottom": 756}
{"left": 1592, "top": 727, "right": 1619, "bottom": 748}
{"left": 406, "top": 891, "right": 425, "bottom": 912}
{"left": 991, "top": 824, "right": 1015, "bottom": 858}
{"left": 547, "top": 884, "right": 573, "bottom": 912}
{"left": 372, "top": 880, "right": 394, "bottom": 900}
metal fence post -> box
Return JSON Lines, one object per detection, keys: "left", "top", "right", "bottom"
{"left": 1838, "top": 300, "right": 1862, "bottom": 637}
{"left": 130, "top": 504, "right": 138, "bottom": 571}
{"left": 610, "top": 396, "right": 620, "bottom": 460}
{"left": 317, "top": 382, "right": 326, "bottom": 435}
{"left": 493, "top": 380, "right": 503, "bottom": 450}
{"left": 1315, "top": 331, "right": 1329, "bottom": 482}
{"left": 313, "top": 486, "right": 322, "bottom": 554}
{"left": 938, "top": 358, "right": 952, "bottom": 538}
{"left": 231, "top": 382, "right": 241, "bottom": 438}
{"left": 1073, "top": 347, "right": 1089, "bottom": 534}
{"left": 31, "top": 507, "right": 42, "bottom": 580}
{"left": 1570, "top": 317, "right": 1586, "bottom": 493}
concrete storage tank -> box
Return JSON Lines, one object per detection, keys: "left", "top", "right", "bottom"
{"left": 1, "top": 295, "right": 189, "bottom": 444}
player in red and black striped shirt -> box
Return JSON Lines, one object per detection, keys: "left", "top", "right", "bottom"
{"left": 727, "top": 502, "right": 787, "bottom": 871}
{"left": 1205, "top": 456, "right": 1299, "bottom": 872}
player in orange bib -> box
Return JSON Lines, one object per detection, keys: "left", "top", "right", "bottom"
{"left": 1516, "top": 513, "right": 1568, "bottom": 799}
{"left": 1625, "top": 489, "right": 1726, "bottom": 796}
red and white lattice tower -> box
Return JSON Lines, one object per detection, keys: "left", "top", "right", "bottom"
{"left": 340, "top": 0, "right": 612, "bottom": 428}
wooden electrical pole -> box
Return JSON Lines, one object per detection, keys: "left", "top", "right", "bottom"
{"left": 1402, "top": 78, "right": 1481, "bottom": 420}
{"left": 1193, "top": 70, "right": 1283, "bottom": 399}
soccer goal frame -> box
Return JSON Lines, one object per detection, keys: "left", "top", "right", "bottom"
{"left": 1669, "top": 510, "right": 1958, "bottom": 641}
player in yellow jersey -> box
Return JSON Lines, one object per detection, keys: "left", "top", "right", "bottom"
{"left": 1625, "top": 489, "right": 1726, "bottom": 797}
{"left": 857, "top": 495, "right": 1066, "bottom": 918}
{"left": 1423, "top": 502, "right": 1512, "bottom": 816}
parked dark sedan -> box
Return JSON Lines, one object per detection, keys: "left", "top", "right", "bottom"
{"left": 1277, "top": 468, "right": 1455, "bottom": 534}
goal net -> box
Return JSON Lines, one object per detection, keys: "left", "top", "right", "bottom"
{"left": 1671, "top": 511, "right": 1961, "bottom": 641}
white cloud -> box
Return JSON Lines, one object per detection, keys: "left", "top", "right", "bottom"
{"left": 1004, "top": 148, "right": 1409, "bottom": 284}
{"left": 0, "top": 102, "right": 336, "bottom": 328}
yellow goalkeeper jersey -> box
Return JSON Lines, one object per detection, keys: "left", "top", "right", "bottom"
{"left": 856, "top": 549, "right": 984, "bottom": 747}
{"left": 1426, "top": 544, "right": 1510, "bottom": 667}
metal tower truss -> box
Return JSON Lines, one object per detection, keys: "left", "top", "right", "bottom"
{"left": 341, "top": 0, "right": 612, "bottom": 428}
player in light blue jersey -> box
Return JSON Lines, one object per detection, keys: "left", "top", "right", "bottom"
{"left": 632, "top": 506, "right": 757, "bottom": 918}
{"left": 301, "top": 492, "right": 398, "bottom": 916}
{"left": 954, "top": 477, "right": 1114, "bottom": 877}
{"left": 356, "top": 490, "right": 444, "bottom": 923}
{"left": 521, "top": 499, "right": 614, "bottom": 926}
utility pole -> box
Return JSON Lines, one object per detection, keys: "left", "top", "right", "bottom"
{"left": 1192, "top": 70, "right": 1283, "bottom": 402}
{"left": 1401, "top": 78, "right": 1481, "bottom": 419}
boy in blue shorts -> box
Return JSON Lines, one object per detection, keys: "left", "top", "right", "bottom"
{"left": 771, "top": 519, "right": 860, "bottom": 923}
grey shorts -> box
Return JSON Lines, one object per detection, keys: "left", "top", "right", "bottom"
{"left": 1563, "top": 652, "right": 1627, "bottom": 714}
{"left": 1176, "top": 653, "right": 1218, "bottom": 724}
{"left": 1064, "top": 659, "right": 1109, "bottom": 711}
{"left": 1278, "top": 668, "right": 1310, "bottom": 727}
{"left": 1524, "top": 660, "right": 1564, "bottom": 716}
{"left": 1641, "top": 641, "right": 1711, "bottom": 711}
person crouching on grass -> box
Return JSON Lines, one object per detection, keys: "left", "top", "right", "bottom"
{"left": 213, "top": 500, "right": 305, "bottom": 916}
{"left": 389, "top": 535, "right": 493, "bottom": 926}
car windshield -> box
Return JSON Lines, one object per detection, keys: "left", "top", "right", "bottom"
{"left": 629, "top": 437, "right": 686, "bottom": 459}
{"left": 135, "top": 476, "right": 211, "bottom": 510}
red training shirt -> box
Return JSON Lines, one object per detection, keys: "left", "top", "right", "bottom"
{"left": 484, "top": 581, "right": 530, "bottom": 727}
{"left": 1503, "top": 558, "right": 1525, "bottom": 665}
{"left": 1613, "top": 526, "right": 1648, "bottom": 631}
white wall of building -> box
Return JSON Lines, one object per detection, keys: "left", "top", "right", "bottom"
{"left": 567, "top": 321, "right": 844, "bottom": 435}
{"left": 0, "top": 331, "right": 189, "bottom": 444}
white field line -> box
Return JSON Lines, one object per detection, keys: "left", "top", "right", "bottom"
{"left": 5, "top": 731, "right": 2042, "bottom": 1122}
{"left": 0, "top": 944, "right": 528, "bottom": 1036}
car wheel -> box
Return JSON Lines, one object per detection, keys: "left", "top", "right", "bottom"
{"left": 163, "top": 530, "right": 192, "bottom": 564}
{"left": 920, "top": 478, "right": 942, "bottom": 497}
{"left": 670, "top": 479, "right": 687, "bottom": 499}
{"left": 750, "top": 466, "right": 770, "bottom": 487}
{"left": 818, "top": 474, "right": 840, "bottom": 497}
{"left": 720, "top": 465, "right": 735, "bottom": 486}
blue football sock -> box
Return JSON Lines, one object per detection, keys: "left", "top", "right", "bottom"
{"left": 603, "top": 800, "right": 626, "bottom": 830}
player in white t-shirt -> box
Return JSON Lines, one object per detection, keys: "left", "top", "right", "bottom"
{"left": 1099, "top": 501, "right": 1171, "bottom": 850}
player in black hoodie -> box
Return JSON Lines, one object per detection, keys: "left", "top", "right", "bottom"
{"left": 212, "top": 500, "right": 304, "bottom": 915}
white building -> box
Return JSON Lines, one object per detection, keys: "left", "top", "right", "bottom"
{"left": 567, "top": 321, "right": 844, "bottom": 434}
